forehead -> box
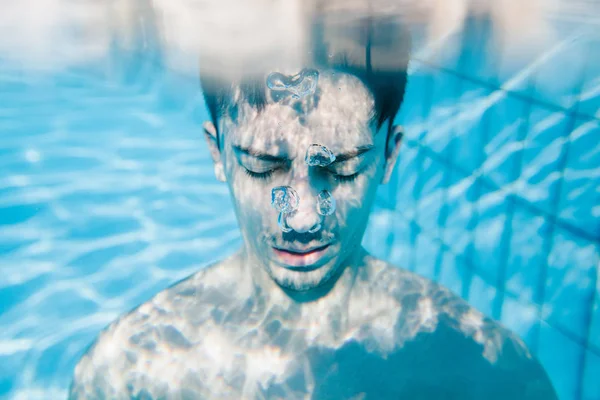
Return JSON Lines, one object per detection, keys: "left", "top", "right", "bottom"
{"left": 223, "top": 72, "right": 377, "bottom": 153}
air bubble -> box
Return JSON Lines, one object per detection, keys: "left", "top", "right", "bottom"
{"left": 266, "top": 69, "right": 319, "bottom": 99}
{"left": 305, "top": 144, "right": 336, "bottom": 167}
{"left": 317, "top": 190, "right": 336, "bottom": 216}
{"left": 278, "top": 212, "right": 292, "bottom": 233}
{"left": 271, "top": 186, "right": 299, "bottom": 214}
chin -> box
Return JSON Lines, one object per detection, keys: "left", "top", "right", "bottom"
{"left": 267, "top": 260, "right": 340, "bottom": 292}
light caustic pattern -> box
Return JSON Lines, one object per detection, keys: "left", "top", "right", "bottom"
{"left": 1, "top": 13, "right": 599, "bottom": 399}
{"left": 0, "top": 67, "right": 243, "bottom": 399}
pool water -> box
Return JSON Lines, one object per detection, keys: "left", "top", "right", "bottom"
{"left": 1, "top": 20, "right": 599, "bottom": 400}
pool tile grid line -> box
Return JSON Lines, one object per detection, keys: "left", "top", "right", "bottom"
{"left": 490, "top": 85, "right": 535, "bottom": 322}
{"left": 385, "top": 206, "right": 600, "bottom": 358}
{"left": 541, "top": 44, "right": 599, "bottom": 400}
{"left": 412, "top": 28, "right": 599, "bottom": 123}
{"left": 412, "top": 57, "right": 599, "bottom": 124}
{"left": 400, "top": 136, "right": 599, "bottom": 245}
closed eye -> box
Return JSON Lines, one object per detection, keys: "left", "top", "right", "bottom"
{"left": 327, "top": 152, "right": 372, "bottom": 178}
{"left": 335, "top": 172, "right": 360, "bottom": 183}
{"left": 243, "top": 168, "right": 275, "bottom": 180}
{"left": 236, "top": 154, "right": 288, "bottom": 181}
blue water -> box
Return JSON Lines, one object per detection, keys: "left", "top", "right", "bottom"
{"left": 1, "top": 24, "right": 599, "bottom": 400}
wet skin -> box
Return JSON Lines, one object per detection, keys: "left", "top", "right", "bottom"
{"left": 69, "top": 71, "right": 557, "bottom": 399}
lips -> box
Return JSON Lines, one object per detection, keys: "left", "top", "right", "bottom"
{"left": 272, "top": 244, "right": 331, "bottom": 268}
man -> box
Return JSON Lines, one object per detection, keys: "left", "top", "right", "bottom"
{"left": 70, "top": 10, "right": 557, "bottom": 400}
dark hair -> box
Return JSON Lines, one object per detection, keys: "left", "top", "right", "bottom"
{"left": 199, "top": 15, "right": 410, "bottom": 137}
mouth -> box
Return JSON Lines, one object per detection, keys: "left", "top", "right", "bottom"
{"left": 272, "top": 244, "right": 331, "bottom": 268}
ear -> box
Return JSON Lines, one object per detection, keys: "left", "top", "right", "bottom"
{"left": 381, "top": 125, "right": 403, "bottom": 185}
{"left": 203, "top": 121, "right": 226, "bottom": 182}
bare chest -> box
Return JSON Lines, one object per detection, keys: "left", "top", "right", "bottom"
{"left": 134, "top": 307, "right": 403, "bottom": 398}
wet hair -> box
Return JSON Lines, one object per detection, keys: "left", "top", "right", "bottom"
{"left": 200, "top": 16, "right": 410, "bottom": 139}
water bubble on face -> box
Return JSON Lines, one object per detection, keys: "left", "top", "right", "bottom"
{"left": 266, "top": 69, "right": 319, "bottom": 99}
{"left": 305, "top": 144, "right": 336, "bottom": 167}
{"left": 293, "top": 69, "right": 319, "bottom": 98}
{"left": 277, "top": 212, "right": 293, "bottom": 233}
{"left": 316, "top": 190, "right": 336, "bottom": 216}
{"left": 271, "top": 186, "right": 299, "bottom": 214}
{"left": 266, "top": 72, "right": 287, "bottom": 91}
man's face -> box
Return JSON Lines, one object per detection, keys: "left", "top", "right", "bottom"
{"left": 205, "top": 70, "right": 402, "bottom": 291}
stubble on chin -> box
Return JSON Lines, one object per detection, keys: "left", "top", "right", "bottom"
{"left": 265, "top": 261, "right": 339, "bottom": 292}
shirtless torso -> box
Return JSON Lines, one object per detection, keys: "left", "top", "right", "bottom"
{"left": 69, "top": 251, "right": 556, "bottom": 399}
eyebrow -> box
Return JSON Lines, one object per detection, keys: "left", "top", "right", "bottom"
{"left": 333, "top": 145, "right": 375, "bottom": 162}
{"left": 233, "top": 145, "right": 290, "bottom": 162}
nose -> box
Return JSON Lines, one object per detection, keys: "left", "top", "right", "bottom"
{"left": 285, "top": 181, "right": 322, "bottom": 234}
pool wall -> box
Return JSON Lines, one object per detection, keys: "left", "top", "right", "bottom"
{"left": 363, "top": 18, "right": 600, "bottom": 400}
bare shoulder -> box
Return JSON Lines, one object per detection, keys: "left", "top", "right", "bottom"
{"left": 359, "top": 255, "right": 529, "bottom": 357}
{"left": 357, "top": 255, "right": 557, "bottom": 399}
{"left": 69, "top": 260, "right": 243, "bottom": 399}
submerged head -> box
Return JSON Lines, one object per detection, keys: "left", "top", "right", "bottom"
{"left": 201, "top": 17, "right": 409, "bottom": 293}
